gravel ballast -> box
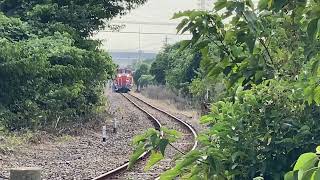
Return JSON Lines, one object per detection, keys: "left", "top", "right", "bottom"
{"left": 0, "top": 89, "right": 154, "bottom": 180}
{"left": 109, "top": 93, "right": 196, "bottom": 180}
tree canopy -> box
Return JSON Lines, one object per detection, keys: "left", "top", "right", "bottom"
{"left": 0, "top": 0, "right": 146, "bottom": 131}
{"left": 150, "top": 43, "right": 201, "bottom": 96}
{"left": 129, "top": 0, "right": 320, "bottom": 179}
{"left": 0, "top": 0, "right": 147, "bottom": 37}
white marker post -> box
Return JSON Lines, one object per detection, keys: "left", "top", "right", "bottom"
{"left": 113, "top": 118, "right": 118, "bottom": 133}
{"left": 102, "top": 125, "right": 107, "bottom": 142}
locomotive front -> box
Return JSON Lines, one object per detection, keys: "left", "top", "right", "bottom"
{"left": 113, "top": 68, "right": 133, "bottom": 93}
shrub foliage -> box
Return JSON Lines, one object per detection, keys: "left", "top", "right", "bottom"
{"left": 129, "top": 0, "right": 320, "bottom": 179}
{"left": 0, "top": 1, "right": 147, "bottom": 131}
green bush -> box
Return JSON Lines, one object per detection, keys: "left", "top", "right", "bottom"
{"left": 0, "top": 33, "right": 114, "bottom": 130}
{"left": 197, "top": 80, "right": 320, "bottom": 179}
{"left": 285, "top": 146, "right": 320, "bottom": 180}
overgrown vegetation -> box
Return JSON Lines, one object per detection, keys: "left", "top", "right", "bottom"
{"left": 130, "top": 0, "right": 320, "bottom": 179}
{"left": 149, "top": 40, "right": 223, "bottom": 113}
{"left": 150, "top": 44, "right": 202, "bottom": 97}
{"left": 285, "top": 146, "right": 320, "bottom": 180}
{"left": 0, "top": 0, "right": 147, "bottom": 131}
{"left": 133, "top": 62, "right": 154, "bottom": 91}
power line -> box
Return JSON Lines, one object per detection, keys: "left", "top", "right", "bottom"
{"left": 99, "top": 30, "right": 191, "bottom": 36}
{"left": 109, "top": 20, "right": 179, "bottom": 26}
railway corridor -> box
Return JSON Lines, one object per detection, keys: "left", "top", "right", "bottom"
{"left": 98, "top": 92, "right": 197, "bottom": 180}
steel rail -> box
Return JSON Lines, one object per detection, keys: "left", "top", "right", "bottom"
{"left": 92, "top": 93, "right": 162, "bottom": 180}
{"left": 127, "top": 93, "right": 198, "bottom": 180}
{"left": 127, "top": 93, "right": 198, "bottom": 151}
{"left": 92, "top": 93, "right": 198, "bottom": 180}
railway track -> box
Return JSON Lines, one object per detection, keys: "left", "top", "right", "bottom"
{"left": 93, "top": 93, "right": 198, "bottom": 180}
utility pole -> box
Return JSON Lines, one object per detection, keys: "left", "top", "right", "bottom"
{"left": 138, "top": 24, "right": 141, "bottom": 62}
{"left": 198, "top": 0, "right": 213, "bottom": 10}
{"left": 164, "top": 35, "right": 168, "bottom": 46}
{"left": 198, "top": 0, "right": 206, "bottom": 10}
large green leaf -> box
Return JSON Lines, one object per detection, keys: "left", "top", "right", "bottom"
{"left": 214, "top": 0, "right": 228, "bottom": 11}
{"left": 144, "top": 151, "right": 164, "bottom": 171}
{"left": 273, "top": 0, "right": 288, "bottom": 11}
{"left": 302, "top": 167, "right": 319, "bottom": 180}
{"left": 258, "top": 0, "right": 269, "bottom": 10}
{"left": 246, "top": 0, "right": 254, "bottom": 9}
{"left": 293, "top": 153, "right": 318, "bottom": 171}
{"left": 128, "top": 143, "right": 145, "bottom": 169}
{"left": 159, "top": 139, "right": 169, "bottom": 156}
{"left": 172, "top": 10, "right": 193, "bottom": 19}
{"left": 160, "top": 168, "right": 181, "bottom": 180}
{"left": 161, "top": 150, "right": 201, "bottom": 179}
{"left": 312, "top": 170, "right": 320, "bottom": 180}
{"left": 313, "top": 86, "right": 320, "bottom": 105}
{"left": 311, "top": 59, "right": 320, "bottom": 75}
{"left": 176, "top": 18, "right": 189, "bottom": 32}
{"left": 307, "top": 18, "right": 319, "bottom": 40}
{"left": 284, "top": 171, "right": 294, "bottom": 180}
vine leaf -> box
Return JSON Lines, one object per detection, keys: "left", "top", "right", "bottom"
{"left": 293, "top": 153, "right": 317, "bottom": 171}
{"left": 312, "top": 170, "right": 320, "bottom": 180}
{"left": 258, "top": 0, "right": 269, "bottom": 10}
{"left": 214, "top": 0, "right": 228, "bottom": 11}
{"left": 144, "top": 151, "right": 164, "bottom": 171}
{"left": 160, "top": 150, "right": 201, "bottom": 180}
{"left": 128, "top": 143, "right": 145, "bottom": 169}
{"left": 307, "top": 18, "right": 320, "bottom": 40}
{"left": 159, "top": 139, "right": 169, "bottom": 156}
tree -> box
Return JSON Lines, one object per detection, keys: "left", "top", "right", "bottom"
{"left": 0, "top": 0, "right": 147, "bottom": 37}
{"left": 150, "top": 43, "right": 201, "bottom": 96}
{"left": 150, "top": 45, "right": 175, "bottom": 85}
{"left": 0, "top": 0, "right": 147, "bottom": 131}
{"left": 129, "top": 0, "right": 320, "bottom": 179}
{"left": 133, "top": 63, "right": 149, "bottom": 91}
{"left": 173, "top": 0, "right": 320, "bottom": 89}
{"left": 138, "top": 75, "right": 154, "bottom": 88}
{"left": 0, "top": 33, "right": 114, "bottom": 130}
{"left": 0, "top": 0, "right": 147, "bottom": 49}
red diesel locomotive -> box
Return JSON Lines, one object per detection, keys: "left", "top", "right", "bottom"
{"left": 113, "top": 68, "right": 133, "bottom": 93}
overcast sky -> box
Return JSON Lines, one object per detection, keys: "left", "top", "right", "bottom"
{"left": 92, "top": 0, "right": 259, "bottom": 53}
{"left": 93, "top": 0, "right": 206, "bottom": 53}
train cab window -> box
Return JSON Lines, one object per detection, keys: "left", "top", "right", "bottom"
{"left": 125, "top": 70, "right": 131, "bottom": 74}
{"left": 117, "top": 69, "right": 125, "bottom": 74}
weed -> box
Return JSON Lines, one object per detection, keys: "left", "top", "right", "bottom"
{"left": 56, "top": 135, "right": 74, "bottom": 143}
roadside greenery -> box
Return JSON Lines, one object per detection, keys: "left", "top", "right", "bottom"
{"left": 285, "top": 146, "right": 320, "bottom": 180}
{"left": 133, "top": 63, "right": 155, "bottom": 90}
{"left": 0, "top": 0, "right": 147, "bottom": 131}
{"left": 150, "top": 44, "right": 201, "bottom": 97}
{"left": 0, "top": 0, "right": 147, "bottom": 48}
{"left": 130, "top": 0, "right": 320, "bottom": 179}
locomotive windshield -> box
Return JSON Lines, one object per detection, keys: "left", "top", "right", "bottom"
{"left": 117, "top": 69, "right": 125, "bottom": 74}
{"left": 117, "top": 68, "right": 132, "bottom": 74}
{"left": 125, "top": 69, "right": 132, "bottom": 74}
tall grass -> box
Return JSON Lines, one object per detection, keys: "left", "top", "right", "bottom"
{"left": 140, "top": 85, "right": 193, "bottom": 110}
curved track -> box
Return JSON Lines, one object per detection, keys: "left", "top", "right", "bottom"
{"left": 93, "top": 93, "right": 197, "bottom": 180}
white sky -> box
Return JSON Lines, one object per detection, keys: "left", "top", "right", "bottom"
{"left": 93, "top": 0, "right": 206, "bottom": 53}
{"left": 93, "top": 0, "right": 258, "bottom": 53}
